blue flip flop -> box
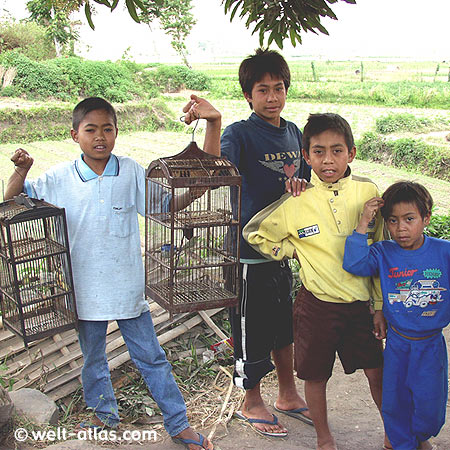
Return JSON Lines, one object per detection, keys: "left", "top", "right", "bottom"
{"left": 234, "top": 410, "right": 288, "bottom": 437}
{"left": 273, "top": 403, "right": 314, "bottom": 426}
{"left": 172, "top": 432, "right": 213, "bottom": 449}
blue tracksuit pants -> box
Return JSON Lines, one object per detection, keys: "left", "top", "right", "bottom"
{"left": 382, "top": 327, "right": 447, "bottom": 450}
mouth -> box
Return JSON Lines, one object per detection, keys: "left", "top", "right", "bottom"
{"left": 321, "top": 169, "right": 336, "bottom": 177}
{"left": 94, "top": 145, "right": 106, "bottom": 150}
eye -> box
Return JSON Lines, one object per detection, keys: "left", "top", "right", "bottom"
{"left": 105, "top": 127, "right": 113, "bottom": 132}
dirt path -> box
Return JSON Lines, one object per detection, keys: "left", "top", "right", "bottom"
{"left": 8, "top": 327, "right": 450, "bottom": 450}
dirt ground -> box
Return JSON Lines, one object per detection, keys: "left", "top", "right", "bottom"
{"left": 5, "top": 327, "right": 450, "bottom": 450}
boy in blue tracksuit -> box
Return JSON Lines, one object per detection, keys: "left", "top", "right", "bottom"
{"left": 343, "top": 181, "right": 449, "bottom": 450}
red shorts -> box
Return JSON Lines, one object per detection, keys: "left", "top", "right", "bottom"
{"left": 293, "top": 286, "right": 383, "bottom": 381}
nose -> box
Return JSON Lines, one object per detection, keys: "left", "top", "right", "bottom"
{"left": 267, "top": 89, "right": 277, "bottom": 102}
{"left": 323, "top": 151, "right": 333, "bottom": 163}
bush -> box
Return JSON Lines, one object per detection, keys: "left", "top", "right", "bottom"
{"left": 50, "top": 57, "right": 136, "bottom": 102}
{"left": 357, "top": 133, "right": 449, "bottom": 182}
{"left": 152, "top": 65, "right": 211, "bottom": 92}
{"left": 0, "top": 20, "right": 55, "bottom": 61}
{"left": 0, "top": 50, "right": 74, "bottom": 100}
{"left": 425, "top": 214, "right": 450, "bottom": 240}
{"left": 375, "top": 113, "right": 449, "bottom": 134}
{"left": 0, "top": 86, "right": 19, "bottom": 97}
{"left": 135, "top": 69, "right": 161, "bottom": 99}
{"left": 357, "top": 132, "right": 390, "bottom": 162}
{"left": 391, "top": 138, "right": 427, "bottom": 168}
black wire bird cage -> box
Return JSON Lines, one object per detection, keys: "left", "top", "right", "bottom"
{"left": 0, "top": 194, "right": 77, "bottom": 346}
{"left": 145, "top": 141, "right": 241, "bottom": 315}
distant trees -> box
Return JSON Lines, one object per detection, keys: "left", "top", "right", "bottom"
{"left": 0, "top": 20, "right": 56, "bottom": 60}
{"left": 26, "top": 0, "right": 81, "bottom": 56}
{"left": 83, "top": 0, "right": 357, "bottom": 49}
{"left": 6, "top": 0, "right": 358, "bottom": 63}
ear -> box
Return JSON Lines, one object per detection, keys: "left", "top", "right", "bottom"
{"left": 115, "top": 127, "right": 118, "bottom": 137}
{"left": 70, "top": 129, "right": 78, "bottom": 143}
{"left": 243, "top": 91, "right": 252, "bottom": 104}
{"left": 424, "top": 213, "right": 431, "bottom": 226}
{"left": 348, "top": 146, "right": 356, "bottom": 163}
{"left": 302, "top": 148, "right": 311, "bottom": 165}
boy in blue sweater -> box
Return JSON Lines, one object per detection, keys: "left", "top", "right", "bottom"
{"left": 221, "top": 48, "right": 311, "bottom": 437}
{"left": 343, "top": 181, "right": 449, "bottom": 450}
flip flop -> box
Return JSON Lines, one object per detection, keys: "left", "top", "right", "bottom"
{"left": 172, "top": 432, "right": 213, "bottom": 449}
{"left": 273, "top": 402, "right": 314, "bottom": 426}
{"left": 234, "top": 410, "right": 288, "bottom": 438}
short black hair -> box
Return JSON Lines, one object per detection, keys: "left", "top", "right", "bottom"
{"left": 302, "top": 113, "right": 355, "bottom": 155}
{"left": 72, "top": 97, "right": 117, "bottom": 131}
{"left": 239, "top": 48, "right": 290, "bottom": 109}
{"left": 381, "top": 181, "right": 433, "bottom": 220}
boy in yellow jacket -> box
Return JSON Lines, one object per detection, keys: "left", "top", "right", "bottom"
{"left": 243, "top": 113, "right": 390, "bottom": 450}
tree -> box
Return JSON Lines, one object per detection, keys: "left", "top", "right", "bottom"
{"left": 222, "top": 0, "right": 357, "bottom": 49}
{"left": 26, "top": 0, "right": 81, "bottom": 56}
{"left": 0, "top": 20, "right": 56, "bottom": 60}
{"left": 56, "top": 0, "right": 358, "bottom": 50}
{"left": 139, "top": 0, "right": 196, "bottom": 68}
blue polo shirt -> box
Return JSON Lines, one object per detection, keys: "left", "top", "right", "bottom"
{"left": 25, "top": 154, "right": 169, "bottom": 320}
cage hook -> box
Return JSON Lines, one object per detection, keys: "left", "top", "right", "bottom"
{"left": 180, "top": 114, "right": 201, "bottom": 142}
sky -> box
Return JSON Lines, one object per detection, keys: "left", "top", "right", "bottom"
{"left": 1, "top": 0, "right": 449, "bottom": 63}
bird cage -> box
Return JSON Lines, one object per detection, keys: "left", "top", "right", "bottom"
{"left": 0, "top": 194, "right": 77, "bottom": 346}
{"left": 145, "top": 141, "right": 241, "bottom": 314}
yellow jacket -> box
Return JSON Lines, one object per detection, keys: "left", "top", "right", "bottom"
{"left": 243, "top": 170, "right": 383, "bottom": 305}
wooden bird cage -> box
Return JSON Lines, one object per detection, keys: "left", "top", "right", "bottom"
{"left": 145, "top": 142, "right": 241, "bottom": 314}
{"left": 0, "top": 194, "right": 77, "bottom": 346}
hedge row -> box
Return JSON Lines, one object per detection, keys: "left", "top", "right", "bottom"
{"left": 0, "top": 99, "right": 183, "bottom": 144}
{"left": 0, "top": 52, "right": 211, "bottom": 102}
{"left": 357, "top": 132, "right": 450, "bottom": 182}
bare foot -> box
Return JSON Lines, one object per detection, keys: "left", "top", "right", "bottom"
{"left": 173, "top": 427, "right": 213, "bottom": 450}
{"left": 317, "top": 438, "right": 338, "bottom": 450}
{"left": 383, "top": 433, "right": 393, "bottom": 449}
{"left": 239, "top": 403, "right": 287, "bottom": 436}
{"left": 418, "top": 440, "right": 435, "bottom": 450}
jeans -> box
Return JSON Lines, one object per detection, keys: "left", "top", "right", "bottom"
{"left": 78, "top": 310, "right": 189, "bottom": 436}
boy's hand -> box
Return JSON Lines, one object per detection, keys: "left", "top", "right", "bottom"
{"left": 11, "top": 148, "right": 33, "bottom": 170}
{"left": 182, "top": 94, "right": 221, "bottom": 125}
{"left": 285, "top": 177, "right": 307, "bottom": 197}
{"left": 355, "top": 197, "right": 384, "bottom": 234}
{"left": 373, "top": 310, "right": 387, "bottom": 340}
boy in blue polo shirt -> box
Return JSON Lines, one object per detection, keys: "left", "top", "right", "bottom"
{"left": 4, "top": 96, "right": 220, "bottom": 450}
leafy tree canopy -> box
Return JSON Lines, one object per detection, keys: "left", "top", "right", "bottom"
{"left": 62, "top": 0, "right": 357, "bottom": 49}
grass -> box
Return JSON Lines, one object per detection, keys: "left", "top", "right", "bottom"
{"left": 1, "top": 98, "right": 449, "bottom": 213}
{"left": 193, "top": 60, "right": 450, "bottom": 84}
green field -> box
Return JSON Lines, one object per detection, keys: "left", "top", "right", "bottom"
{"left": 1, "top": 59, "right": 450, "bottom": 213}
